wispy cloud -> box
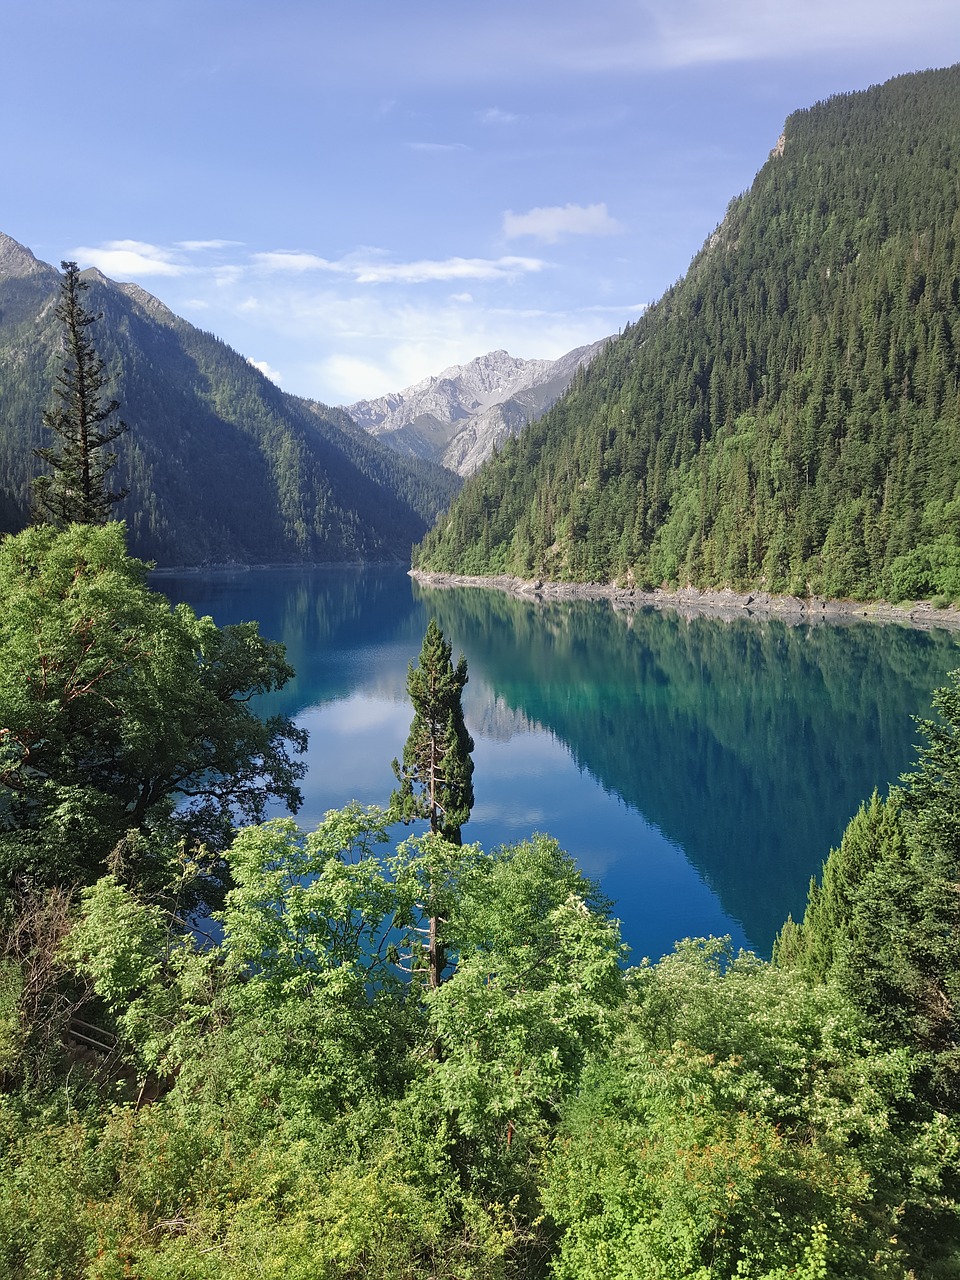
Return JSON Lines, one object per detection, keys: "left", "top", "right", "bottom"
{"left": 71, "top": 239, "right": 188, "bottom": 277}
{"left": 347, "top": 0, "right": 959, "bottom": 81}
{"left": 95, "top": 0, "right": 954, "bottom": 98}
{"left": 406, "top": 140, "right": 470, "bottom": 152}
{"left": 252, "top": 248, "right": 544, "bottom": 285}
{"left": 478, "top": 106, "right": 518, "bottom": 124}
{"left": 584, "top": 301, "right": 648, "bottom": 314}
{"left": 177, "top": 238, "right": 243, "bottom": 252}
{"left": 503, "top": 202, "right": 623, "bottom": 243}
{"left": 76, "top": 239, "right": 546, "bottom": 290}
{"left": 351, "top": 255, "right": 544, "bottom": 284}
{"left": 65, "top": 235, "right": 624, "bottom": 403}
{"left": 252, "top": 250, "right": 335, "bottom": 273}
{"left": 572, "top": 0, "right": 960, "bottom": 71}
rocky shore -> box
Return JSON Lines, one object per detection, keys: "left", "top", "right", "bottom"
{"left": 410, "top": 570, "right": 960, "bottom": 631}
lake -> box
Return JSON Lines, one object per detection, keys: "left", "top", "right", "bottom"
{"left": 155, "top": 565, "right": 960, "bottom": 962}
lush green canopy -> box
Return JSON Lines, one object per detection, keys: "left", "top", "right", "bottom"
{"left": 1, "top": 525, "right": 959, "bottom": 1277}
{"left": 0, "top": 522, "right": 306, "bottom": 896}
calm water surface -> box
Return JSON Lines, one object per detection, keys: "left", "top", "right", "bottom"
{"left": 156, "top": 566, "right": 960, "bottom": 961}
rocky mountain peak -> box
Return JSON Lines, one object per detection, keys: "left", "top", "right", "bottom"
{"left": 76, "top": 266, "right": 178, "bottom": 324}
{"left": 0, "top": 233, "right": 55, "bottom": 281}
{"left": 79, "top": 267, "right": 112, "bottom": 287}
{"left": 346, "top": 338, "right": 610, "bottom": 476}
{"left": 114, "top": 280, "right": 178, "bottom": 325}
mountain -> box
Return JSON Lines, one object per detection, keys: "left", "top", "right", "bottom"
{"left": 347, "top": 340, "right": 609, "bottom": 476}
{"left": 415, "top": 65, "right": 960, "bottom": 602}
{"left": 0, "top": 236, "right": 460, "bottom": 566}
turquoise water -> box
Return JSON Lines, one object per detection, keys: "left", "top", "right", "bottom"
{"left": 155, "top": 566, "right": 960, "bottom": 961}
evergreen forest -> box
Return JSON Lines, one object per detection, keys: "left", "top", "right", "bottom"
{"left": 0, "top": 241, "right": 460, "bottom": 566}
{"left": 415, "top": 65, "right": 960, "bottom": 602}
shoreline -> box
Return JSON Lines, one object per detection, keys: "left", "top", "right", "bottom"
{"left": 409, "top": 569, "right": 960, "bottom": 632}
{"left": 149, "top": 559, "right": 405, "bottom": 576}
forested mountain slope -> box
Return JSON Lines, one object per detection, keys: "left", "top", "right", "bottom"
{"left": 415, "top": 65, "right": 960, "bottom": 601}
{"left": 0, "top": 236, "right": 460, "bottom": 566}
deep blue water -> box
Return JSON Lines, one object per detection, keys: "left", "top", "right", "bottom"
{"left": 155, "top": 565, "right": 960, "bottom": 962}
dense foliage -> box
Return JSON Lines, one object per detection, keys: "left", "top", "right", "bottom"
{"left": 3, "top": 826, "right": 958, "bottom": 1278}
{"left": 2, "top": 505, "right": 960, "bottom": 1278}
{"left": 0, "top": 246, "right": 460, "bottom": 565}
{"left": 0, "top": 523, "right": 306, "bottom": 901}
{"left": 775, "top": 673, "right": 960, "bottom": 1117}
{"left": 415, "top": 65, "right": 960, "bottom": 601}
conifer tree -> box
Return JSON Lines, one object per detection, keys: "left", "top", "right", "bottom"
{"left": 391, "top": 620, "right": 475, "bottom": 988}
{"left": 391, "top": 619, "right": 474, "bottom": 845}
{"left": 32, "top": 261, "right": 128, "bottom": 526}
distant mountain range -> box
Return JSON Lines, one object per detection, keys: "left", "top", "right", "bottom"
{"left": 346, "top": 340, "right": 610, "bottom": 475}
{"left": 0, "top": 233, "right": 460, "bottom": 567}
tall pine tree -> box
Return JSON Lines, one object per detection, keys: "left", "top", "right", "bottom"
{"left": 391, "top": 619, "right": 475, "bottom": 988}
{"left": 32, "top": 261, "right": 128, "bottom": 526}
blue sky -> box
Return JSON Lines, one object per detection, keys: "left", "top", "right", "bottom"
{"left": 6, "top": 1, "right": 960, "bottom": 404}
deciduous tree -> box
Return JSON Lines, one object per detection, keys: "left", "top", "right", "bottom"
{"left": 0, "top": 523, "right": 306, "bottom": 900}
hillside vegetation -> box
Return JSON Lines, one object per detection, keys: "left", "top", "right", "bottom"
{"left": 0, "top": 240, "right": 460, "bottom": 566}
{"left": 1, "top": 524, "right": 959, "bottom": 1278}
{"left": 415, "top": 66, "right": 960, "bottom": 601}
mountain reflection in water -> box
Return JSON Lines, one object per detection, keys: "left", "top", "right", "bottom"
{"left": 156, "top": 566, "right": 960, "bottom": 959}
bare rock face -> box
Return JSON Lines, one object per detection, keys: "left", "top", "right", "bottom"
{"left": 112, "top": 279, "right": 179, "bottom": 325}
{"left": 0, "top": 232, "right": 56, "bottom": 281}
{"left": 346, "top": 339, "right": 610, "bottom": 475}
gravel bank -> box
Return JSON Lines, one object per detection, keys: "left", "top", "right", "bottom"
{"left": 410, "top": 570, "right": 960, "bottom": 631}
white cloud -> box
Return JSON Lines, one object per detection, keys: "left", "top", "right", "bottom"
{"left": 320, "top": 354, "right": 406, "bottom": 403}
{"left": 289, "top": 294, "right": 619, "bottom": 401}
{"left": 66, "top": 235, "right": 624, "bottom": 404}
{"left": 478, "top": 106, "right": 518, "bottom": 124}
{"left": 406, "top": 140, "right": 470, "bottom": 152}
{"left": 177, "top": 239, "right": 242, "bottom": 251}
{"left": 213, "top": 265, "right": 244, "bottom": 287}
{"left": 71, "top": 239, "right": 187, "bottom": 277}
{"left": 352, "top": 255, "right": 545, "bottom": 284}
{"left": 252, "top": 250, "right": 335, "bottom": 273}
{"left": 248, "top": 358, "right": 282, "bottom": 384}
{"left": 249, "top": 248, "right": 544, "bottom": 286}
{"left": 583, "top": 301, "right": 648, "bottom": 314}
{"left": 502, "top": 202, "right": 623, "bottom": 243}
